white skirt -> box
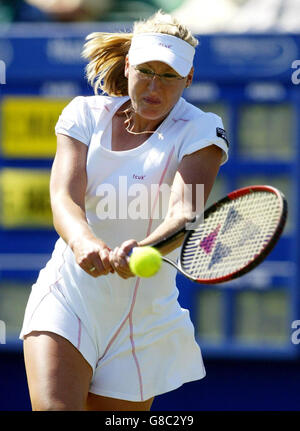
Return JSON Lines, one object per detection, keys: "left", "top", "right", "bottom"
{"left": 20, "top": 239, "right": 206, "bottom": 401}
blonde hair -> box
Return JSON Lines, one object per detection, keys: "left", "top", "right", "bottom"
{"left": 82, "top": 10, "right": 198, "bottom": 96}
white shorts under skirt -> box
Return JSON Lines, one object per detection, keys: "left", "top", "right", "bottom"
{"left": 20, "top": 280, "right": 206, "bottom": 402}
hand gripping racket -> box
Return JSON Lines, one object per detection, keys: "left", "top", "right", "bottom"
{"left": 150, "top": 185, "right": 287, "bottom": 284}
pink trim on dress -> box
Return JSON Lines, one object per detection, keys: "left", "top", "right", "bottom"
{"left": 26, "top": 245, "right": 68, "bottom": 330}
{"left": 147, "top": 145, "right": 175, "bottom": 236}
{"left": 128, "top": 278, "right": 144, "bottom": 400}
{"left": 96, "top": 145, "right": 176, "bottom": 401}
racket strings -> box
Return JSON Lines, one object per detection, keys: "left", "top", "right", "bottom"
{"left": 181, "top": 192, "right": 283, "bottom": 280}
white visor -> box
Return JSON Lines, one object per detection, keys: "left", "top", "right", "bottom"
{"left": 128, "top": 33, "right": 195, "bottom": 77}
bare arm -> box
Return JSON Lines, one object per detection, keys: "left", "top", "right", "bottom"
{"left": 138, "top": 145, "right": 223, "bottom": 253}
{"left": 50, "top": 133, "right": 114, "bottom": 277}
{"left": 110, "top": 144, "right": 223, "bottom": 277}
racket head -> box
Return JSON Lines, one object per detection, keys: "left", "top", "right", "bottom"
{"left": 178, "top": 185, "right": 288, "bottom": 284}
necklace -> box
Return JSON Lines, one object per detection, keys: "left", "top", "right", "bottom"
{"left": 123, "top": 106, "right": 164, "bottom": 140}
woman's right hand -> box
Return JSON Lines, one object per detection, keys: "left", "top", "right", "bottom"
{"left": 70, "top": 236, "right": 115, "bottom": 277}
{"left": 109, "top": 239, "right": 139, "bottom": 279}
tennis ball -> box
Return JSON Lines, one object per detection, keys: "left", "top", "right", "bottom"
{"left": 129, "top": 246, "right": 162, "bottom": 278}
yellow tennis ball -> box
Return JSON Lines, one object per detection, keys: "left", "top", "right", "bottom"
{"left": 129, "top": 246, "right": 162, "bottom": 278}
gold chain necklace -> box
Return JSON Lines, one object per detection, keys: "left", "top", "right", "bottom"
{"left": 123, "top": 107, "right": 164, "bottom": 139}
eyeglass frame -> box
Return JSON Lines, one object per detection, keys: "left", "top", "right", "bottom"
{"left": 132, "top": 65, "right": 186, "bottom": 84}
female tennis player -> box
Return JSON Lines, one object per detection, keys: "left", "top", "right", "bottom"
{"left": 20, "top": 10, "right": 229, "bottom": 411}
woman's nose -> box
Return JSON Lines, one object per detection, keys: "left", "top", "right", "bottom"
{"left": 148, "top": 75, "right": 161, "bottom": 90}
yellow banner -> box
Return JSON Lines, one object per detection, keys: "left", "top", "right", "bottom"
{"left": 0, "top": 168, "right": 52, "bottom": 227}
{"left": 1, "top": 97, "right": 70, "bottom": 158}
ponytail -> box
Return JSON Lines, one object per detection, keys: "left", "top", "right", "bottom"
{"left": 82, "top": 32, "right": 132, "bottom": 96}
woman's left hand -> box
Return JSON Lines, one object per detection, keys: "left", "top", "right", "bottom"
{"left": 109, "top": 239, "right": 139, "bottom": 279}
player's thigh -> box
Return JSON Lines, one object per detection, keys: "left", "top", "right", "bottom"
{"left": 23, "top": 331, "right": 93, "bottom": 411}
{"left": 86, "top": 393, "right": 154, "bottom": 411}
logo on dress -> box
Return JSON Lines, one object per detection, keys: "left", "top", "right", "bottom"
{"left": 133, "top": 174, "right": 146, "bottom": 180}
{"left": 216, "top": 127, "right": 230, "bottom": 148}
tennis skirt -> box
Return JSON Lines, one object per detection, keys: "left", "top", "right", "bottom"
{"left": 20, "top": 244, "right": 206, "bottom": 402}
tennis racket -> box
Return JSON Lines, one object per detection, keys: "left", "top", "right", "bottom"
{"left": 150, "top": 185, "right": 287, "bottom": 284}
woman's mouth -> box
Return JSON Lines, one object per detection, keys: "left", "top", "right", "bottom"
{"left": 143, "top": 96, "right": 161, "bottom": 105}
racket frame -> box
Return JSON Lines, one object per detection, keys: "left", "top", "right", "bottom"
{"left": 157, "top": 185, "right": 288, "bottom": 284}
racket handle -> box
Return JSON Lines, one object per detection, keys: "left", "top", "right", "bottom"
{"left": 150, "top": 215, "right": 200, "bottom": 251}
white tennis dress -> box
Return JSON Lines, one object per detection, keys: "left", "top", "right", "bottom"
{"left": 20, "top": 95, "right": 228, "bottom": 401}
